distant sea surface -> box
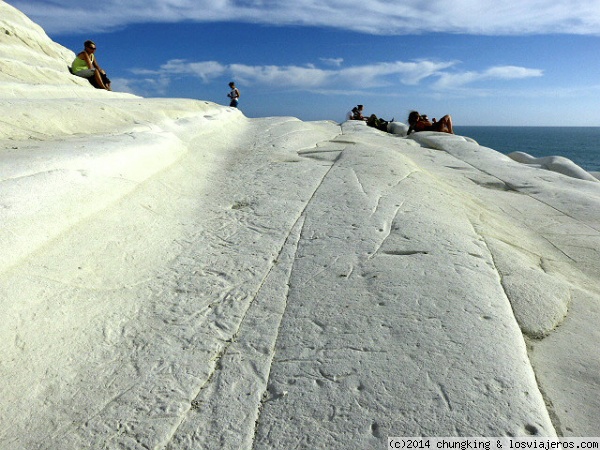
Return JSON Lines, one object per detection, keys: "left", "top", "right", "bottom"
{"left": 454, "top": 126, "right": 600, "bottom": 173}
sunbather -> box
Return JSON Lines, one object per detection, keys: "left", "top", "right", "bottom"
{"left": 407, "top": 111, "right": 453, "bottom": 135}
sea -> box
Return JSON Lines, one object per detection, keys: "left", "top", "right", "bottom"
{"left": 453, "top": 126, "right": 600, "bottom": 173}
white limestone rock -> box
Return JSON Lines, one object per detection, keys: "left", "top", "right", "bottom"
{"left": 3, "top": 2, "right": 600, "bottom": 447}
{"left": 508, "top": 151, "right": 598, "bottom": 182}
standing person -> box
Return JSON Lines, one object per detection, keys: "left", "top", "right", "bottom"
{"left": 407, "top": 111, "right": 453, "bottom": 135}
{"left": 71, "top": 40, "right": 111, "bottom": 90}
{"left": 227, "top": 82, "right": 240, "bottom": 108}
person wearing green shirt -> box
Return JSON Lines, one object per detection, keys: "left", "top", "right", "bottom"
{"left": 71, "top": 40, "right": 111, "bottom": 90}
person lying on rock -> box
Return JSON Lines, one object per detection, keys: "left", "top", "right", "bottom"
{"left": 71, "top": 40, "right": 111, "bottom": 90}
{"left": 407, "top": 111, "right": 453, "bottom": 135}
{"left": 366, "top": 114, "right": 393, "bottom": 132}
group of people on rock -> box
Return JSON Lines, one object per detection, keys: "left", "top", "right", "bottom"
{"left": 70, "top": 39, "right": 454, "bottom": 127}
{"left": 70, "top": 40, "right": 242, "bottom": 109}
{"left": 347, "top": 105, "right": 394, "bottom": 132}
{"left": 348, "top": 104, "right": 454, "bottom": 135}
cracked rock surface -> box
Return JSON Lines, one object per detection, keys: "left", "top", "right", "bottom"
{"left": 2, "top": 3, "right": 600, "bottom": 446}
{"left": 3, "top": 117, "right": 600, "bottom": 448}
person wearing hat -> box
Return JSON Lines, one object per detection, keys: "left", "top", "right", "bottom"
{"left": 71, "top": 40, "right": 111, "bottom": 90}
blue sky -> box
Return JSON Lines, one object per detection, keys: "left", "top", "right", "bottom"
{"left": 7, "top": 0, "right": 600, "bottom": 125}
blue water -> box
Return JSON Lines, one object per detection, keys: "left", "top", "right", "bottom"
{"left": 454, "top": 126, "right": 600, "bottom": 173}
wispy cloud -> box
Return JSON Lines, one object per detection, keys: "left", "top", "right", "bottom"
{"left": 320, "top": 58, "right": 344, "bottom": 67}
{"left": 111, "top": 76, "right": 170, "bottom": 96}
{"left": 153, "top": 60, "right": 227, "bottom": 82}
{"left": 128, "top": 58, "right": 542, "bottom": 96}
{"left": 229, "top": 64, "right": 333, "bottom": 88}
{"left": 434, "top": 66, "right": 544, "bottom": 89}
{"left": 134, "top": 59, "right": 459, "bottom": 91}
{"left": 338, "top": 61, "right": 456, "bottom": 87}
{"left": 10, "top": 0, "right": 600, "bottom": 36}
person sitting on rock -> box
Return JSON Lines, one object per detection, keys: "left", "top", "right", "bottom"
{"left": 407, "top": 111, "right": 453, "bottom": 135}
{"left": 71, "top": 40, "right": 111, "bottom": 90}
{"left": 349, "top": 105, "right": 367, "bottom": 121}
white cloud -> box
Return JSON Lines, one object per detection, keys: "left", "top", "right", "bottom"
{"left": 434, "top": 65, "right": 544, "bottom": 89}
{"left": 160, "top": 60, "right": 227, "bottom": 82}
{"left": 222, "top": 60, "right": 457, "bottom": 89}
{"left": 131, "top": 60, "right": 227, "bottom": 83}
{"left": 137, "top": 59, "right": 458, "bottom": 90}
{"left": 320, "top": 58, "right": 344, "bottom": 67}
{"left": 484, "top": 66, "right": 544, "bottom": 79}
{"left": 338, "top": 61, "right": 456, "bottom": 87}
{"left": 113, "top": 75, "right": 171, "bottom": 96}
{"left": 131, "top": 58, "right": 541, "bottom": 95}
{"left": 230, "top": 64, "right": 333, "bottom": 88}
{"left": 9, "top": 0, "right": 600, "bottom": 36}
